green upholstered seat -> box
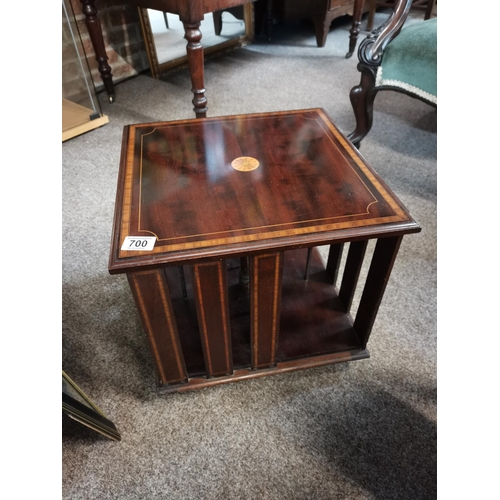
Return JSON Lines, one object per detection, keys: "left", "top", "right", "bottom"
{"left": 376, "top": 18, "right": 437, "bottom": 104}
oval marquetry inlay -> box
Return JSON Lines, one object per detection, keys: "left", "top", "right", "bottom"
{"left": 231, "top": 156, "right": 260, "bottom": 172}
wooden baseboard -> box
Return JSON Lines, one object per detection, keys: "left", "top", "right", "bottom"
{"left": 62, "top": 98, "right": 109, "bottom": 141}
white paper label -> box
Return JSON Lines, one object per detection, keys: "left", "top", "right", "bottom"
{"left": 121, "top": 236, "right": 156, "bottom": 251}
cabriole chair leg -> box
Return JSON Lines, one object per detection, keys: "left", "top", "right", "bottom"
{"left": 347, "top": 67, "right": 377, "bottom": 148}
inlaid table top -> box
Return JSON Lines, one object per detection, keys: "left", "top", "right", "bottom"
{"left": 109, "top": 108, "right": 419, "bottom": 273}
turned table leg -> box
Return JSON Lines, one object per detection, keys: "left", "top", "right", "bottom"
{"left": 182, "top": 20, "right": 208, "bottom": 118}
{"left": 346, "top": 0, "right": 365, "bottom": 58}
{"left": 80, "top": 0, "right": 115, "bottom": 102}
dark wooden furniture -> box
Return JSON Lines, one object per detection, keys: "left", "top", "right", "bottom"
{"left": 346, "top": 0, "right": 436, "bottom": 58}
{"left": 346, "top": 0, "right": 368, "bottom": 58}
{"left": 132, "top": 0, "right": 255, "bottom": 117}
{"left": 79, "top": 0, "right": 115, "bottom": 102}
{"left": 213, "top": 6, "right": 245, "bottom": 35}
{"left": 109, "top": 108, "right": 420, "bottom": 393}
{"left": 347, "top": 0, "right": 437, "bottom": 147}
{"left": 80, "top": 0, "right": 255, "bottom": 114}
{"left": 139, "top": 5, "right": 254, "bottom": 81}
{"left": 366, "top": 0, "right": 435, "bottom": 31}
{"left": 268, "top": 0, "right": 360, "bottom": 47}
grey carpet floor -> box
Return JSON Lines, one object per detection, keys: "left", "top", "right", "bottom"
{"left": 62, "top": 12, "right": 436, "bottom": 500}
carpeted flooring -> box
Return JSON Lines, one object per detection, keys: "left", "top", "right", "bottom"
{"left": 62, "top": 11, "right": 436, "bottom": 500}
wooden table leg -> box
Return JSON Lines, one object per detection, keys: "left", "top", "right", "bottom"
{"left": 182, "top": 20, "right": 208, "bottom": 118}
{"left": 346, "top": 0, "right": 365, "bottom": 58}
{"left": 249, "top": 253, "right": 284, "bottom": 370}
{"left": 127, "top": 269, "right": 188, "bottom": 387}
{"left": 80, "top": 0, "right": 115, "bottom": 102}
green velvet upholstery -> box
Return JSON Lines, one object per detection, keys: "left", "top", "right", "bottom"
{"left": 376, "top": 18, "right": 437, "bottom": 104}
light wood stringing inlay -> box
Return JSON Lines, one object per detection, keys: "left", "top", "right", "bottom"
{"left": 252, "top": 253, "right": 282, "bottom": 368}
{"left": 130, "top": 270, "right": 187, "bottom": 384}
{"left": 194, "top": 261, "right": 232, "bottom": 375}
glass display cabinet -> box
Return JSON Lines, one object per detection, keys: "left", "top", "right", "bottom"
{"left": 62, "top": 0, "right": 108, "bottom": 142}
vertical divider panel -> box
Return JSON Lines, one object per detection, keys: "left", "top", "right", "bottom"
{"left": 249, "top": 252, "right": 284, "bottom": 370}
{"left": 127, "top": 269, "right": 188, "bottom": 387}
{"left": 192, "top": 260, "right": 233, "bottom": 378}
{"left": 339, "top": 239, "right": 368, "bottom": 312}
{"left": 326, "top": 243, "right": 344, "bottom": 286}
{"left": 353, "top": 236, "right": 404, "bottom": 348}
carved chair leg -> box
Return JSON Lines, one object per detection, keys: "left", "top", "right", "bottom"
{"left": 347, "top": 67, "right": 378, "bottom": 148}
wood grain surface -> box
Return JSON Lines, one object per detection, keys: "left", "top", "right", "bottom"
{"left": 109, "top": 109, "right": 419, "bottom": 273}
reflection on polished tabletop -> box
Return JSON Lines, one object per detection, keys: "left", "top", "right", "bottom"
{"left": 110, "top": 109, "right": 416, "bottom": 270}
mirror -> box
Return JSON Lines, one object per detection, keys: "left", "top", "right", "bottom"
{"left": 138, "top": 5, "right": 254, "bottom": 79}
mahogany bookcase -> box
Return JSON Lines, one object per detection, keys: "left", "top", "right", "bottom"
{"left": 108, "top": 108, "right": 420, "bottom": 393}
